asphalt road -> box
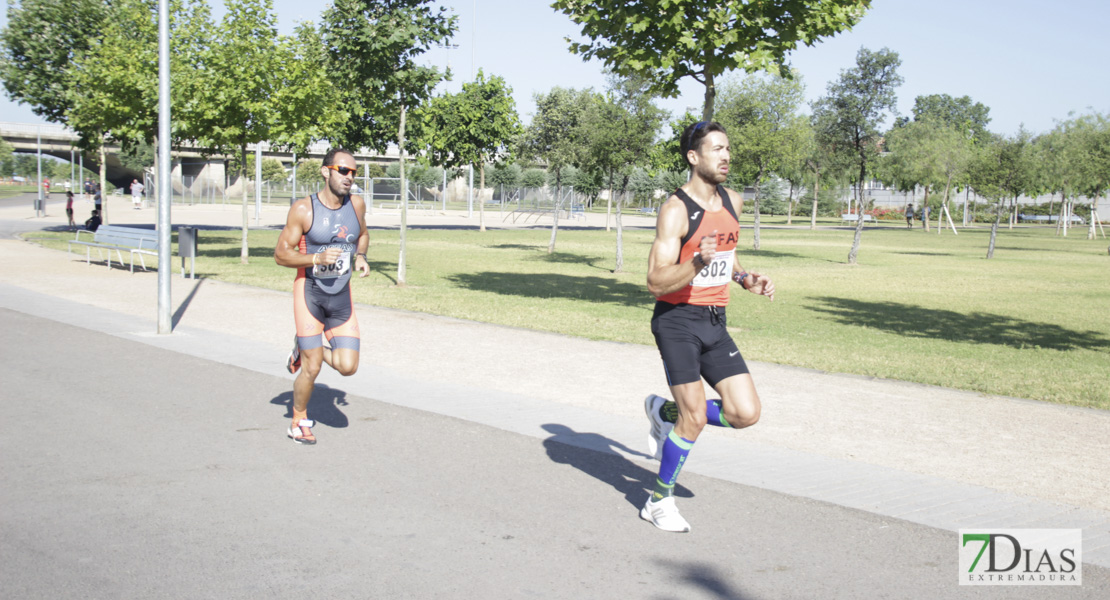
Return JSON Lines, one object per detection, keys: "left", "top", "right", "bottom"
{"left": 2, "top": 308, "right": 1106, "bottom": 599}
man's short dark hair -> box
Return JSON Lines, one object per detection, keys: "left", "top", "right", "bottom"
{"left": 323, "top": 148, "right": 355, "bottom": 167}
{"left": 680, "top": 121, "right": 727, "bottom": 166}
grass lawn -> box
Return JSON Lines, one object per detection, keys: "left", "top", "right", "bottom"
{"left": 29, "top": 218, "right": 1110, "bottom": 409}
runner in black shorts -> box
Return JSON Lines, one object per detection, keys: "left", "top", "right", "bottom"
{"left": 274, "top": 148, "right": 369, "bottom": 445}
{"left": 640, "top": 121, "right": 776, "bottom": 532}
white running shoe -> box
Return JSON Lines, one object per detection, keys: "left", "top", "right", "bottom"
{"left": 644, "top": 394, "right": 674, "bottom": 461}
{"left": 640, "top": 494, "right": 690, "bottom": 533}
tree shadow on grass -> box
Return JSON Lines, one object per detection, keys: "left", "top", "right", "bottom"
{"left": 447, "top": 271, "right": 652, "bottom": 308}
{"left": 807, "top": 296, "right": 1110, "bottom": 352}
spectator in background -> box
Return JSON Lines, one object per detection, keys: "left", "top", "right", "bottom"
{"left": 66, "top": 191, "right": 76, "bottom": 230}
{"left": 905, "top": 204, "right": 914, "bottom": 229}
{"left": 84, "top": 209, "right": 101, "bottom": 232}
{"left": 130, "top": 178, "right": 145, "bottom": 209}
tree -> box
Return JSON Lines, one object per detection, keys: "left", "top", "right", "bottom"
{"left": 884, "top": 118, "right": 972, "bottom": 233}
{"left": 715, "top": 71, "right": 808, "bottom": 249}
{"left": 0, "top": 0, "right": 107, "bottom": 124}
{"left": 579, "top": 73, "right": 666, "bottom": 271}
{"left": 520, "top": 87, "right": 593, "bottom": 253}
{"left": 188, "top": 0, "right": 284, "bottom": 264}
{"left": 423, "top": 69, "right": 522, "bottom": 232}
{"left": 553, "top": 0, "right": 871, "bottom": 121}
{"left": 811, "top": 47, "right": 902, "bottom": 264}
{"left": 64, "top": 0, "right": 209, "bottom": 226}
{"left": 1067, "top": 112, "right": 1110, "bottom": 240}
{"left": 968, "top": 130, "right": 1033, "bottom": 258}
{"left": 908, "top": 93, "right": 992, "bottom": 145}
{"left": 322, "top": 0, "right": 456, "bottom": 284}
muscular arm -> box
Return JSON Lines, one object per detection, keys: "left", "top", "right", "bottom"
{"left": 647, "top": 197, "right": 708, "bottom": 298}
{"left": 274, "top": 197, "right": 317, "bottom": 269}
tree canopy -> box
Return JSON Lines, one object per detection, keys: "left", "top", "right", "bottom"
{"left": 553, "top": 0, "right": 871, "bottom": 120}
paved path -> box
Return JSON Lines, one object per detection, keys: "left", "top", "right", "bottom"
{"left": 2, "top": 194, "right": 1108, "bottom": 597}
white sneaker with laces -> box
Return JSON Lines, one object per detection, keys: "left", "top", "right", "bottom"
{"left": 640, "top": 494, "right": 690, "bottom": 533}
{"left": 644, "top": 394, "right": 674, "bottom": 461}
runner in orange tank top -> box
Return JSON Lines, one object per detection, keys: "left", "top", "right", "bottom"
{"left": 640, "top": 121, "right": 776, "bottom": 532}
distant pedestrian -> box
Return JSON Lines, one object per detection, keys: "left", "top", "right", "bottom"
{"left": 905, "top": 205, "right": 914, "bottom": 229}
{"left": 93, "top": 184, "right": 102, "bottom": 211}
{"left": 66, "top": 191, "right": 76, "bottom": 230}
{"left": 130, "top": 178, "right": 145, "bottom": 209}
{"left": 84, "top": 209, "right": 101, "bottom": 232}
{"left": 43, "top": 178, "right": 50, "bottom": 195}
{"left": 84, "top": 179, "right": 93, "bottom": 202}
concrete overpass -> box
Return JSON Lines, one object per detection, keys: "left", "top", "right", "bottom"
{"left": 1, "top": 121, "right": 400, "bottom": 192}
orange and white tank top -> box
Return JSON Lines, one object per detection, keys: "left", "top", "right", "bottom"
{"left": 657, "top": 185, "right": 740, "bottom": 307}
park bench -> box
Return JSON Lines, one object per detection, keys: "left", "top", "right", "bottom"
{"left": 639, "top": 207, "right": 657, "bottom": 216}
{"left": 67, "top": 224, "right": 159, "bottom": 273}
{"left": 841, "top": 213, "right": 873, "bottom": 222}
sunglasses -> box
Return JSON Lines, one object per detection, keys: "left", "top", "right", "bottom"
{"left": 325, "top": 165, "right": 359, "bottom": 177}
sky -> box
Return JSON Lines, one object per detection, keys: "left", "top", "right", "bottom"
{"left": 3, "top": 0, "right": 1109, "bottom": 137}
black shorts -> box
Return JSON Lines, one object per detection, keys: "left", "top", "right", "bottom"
{"left": 651, "top": 301, "right": 749, "bottom": 387}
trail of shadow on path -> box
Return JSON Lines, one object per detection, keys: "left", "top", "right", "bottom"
{"left": 652, "top": 560, "right": 755, "bottom": 600}
{"left": 171, "top": 277, "right": 205, "bottom": 330}
{"left": 808, "top": 296, "right": 1110, "bottom": 351}
{"left": 541, "top": 424, "right": 692, "bottom": 509}
{"left": 270, "top": 384, "right": 350, "bottom": 429}
{"left": 448, "top": 271, "right": 652, "bottom": 308}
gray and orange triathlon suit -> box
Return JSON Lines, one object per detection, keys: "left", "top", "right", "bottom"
{"left": 651, "top": 185, "right": 750, "bottom": 387}
{"left": 293, "top": 193, "right": 361, "bottom": 352}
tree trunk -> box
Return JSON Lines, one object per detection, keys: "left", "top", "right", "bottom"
{"left": 479, "top": 162, "right": 486, "bottom": 232}
{"left": 1007, "top": 197, "right": 1015, "bottom": 230}
{"left": 987, "top": 200, "right": 1001, "bottom": 259}
{"left": 786, "top": 178, "right": 795, "bottom": 226}
{"left": 1048, "top": 192, "right": 1056, "bottom": 221}
{"left": 1062, "top": 199, "right": 1070, "bottom": 237}
{"left": 1089, "top": 197, "right": 1098, "bottom": 240}
{"left": 701, "top": 70, "right": 716, "bottom": 122}
{"left": 604, "top": 172, "right": 613, "bottom": 232}
{"left": 98, "top": 143, "right": 108, "bottom": 226}
{"left": 847, "top": 164, "right": 866, "bottom": 265}
{"left": 810, "top": 167, "right": 819, "bottom": 230}
{"left": 922, "top": 187, "right": 931, "bottom": 232}
{"left": 938, "top": 175, "right": 953, "bottom": 234}
{"left": 752, "top": 167, "right": 763, "bottom": 251}
{"left": 615, "top": 177, "right": 628, "bottom": 272}
{"left": 548, "top": 174, "right": 561, "bottom": 254}
{"left": 240, "top": 144, "right": 249, "bottom": 265}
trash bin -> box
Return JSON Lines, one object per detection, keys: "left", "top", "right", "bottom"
{"left": 33, "top": 197, "right": 45, "bottom": 217}
{"left": 178, "top": 226, "right": 198, "bottom": 279}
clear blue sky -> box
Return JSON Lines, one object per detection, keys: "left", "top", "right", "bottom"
{"left": 3, "top": 0, "right": 1108, "bottom": 137}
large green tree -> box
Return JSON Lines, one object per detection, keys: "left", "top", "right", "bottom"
{"left": 520, "top": 86, "right": 593, "bottom": 253}
{"left": 423, "top": 69, "right": 522, "bottom": 232}
{"left": 715, "top": 71, "right": 808, "bottom": 249}
{"left": 65, "top": 0, "right": 210, "bottom": 224}
{"left": 321, "top": 0, "right": 456, "bottom": 284}
{"left": 190, "top": 0, "right": 283, "bottom": 264}
{"left": 0, "top": 0, "right": 107, "bottom": 123}
{"left": 552, "top": 0, "right": 871, "bottom": 121}
{"left": 811, "top": 46, "right": 902, "bottom": 264}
